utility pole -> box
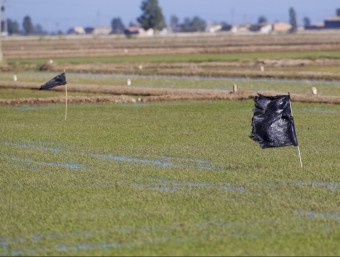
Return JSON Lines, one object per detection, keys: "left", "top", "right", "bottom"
{"left": 3, "top": 0, "right": 7, "bottom": 35}
{"left": 0, "top": 0, "right": 3, "bottom": 63}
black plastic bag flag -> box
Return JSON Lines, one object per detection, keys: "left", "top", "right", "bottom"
{"left": 250, "top": 94, "right": 298, "bottom": 149}
{"left": 39, "top": 72, "right": 67, "bottom": 90}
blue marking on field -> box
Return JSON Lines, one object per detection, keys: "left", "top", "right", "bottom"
{"left": 15, "top": 106, "right": 62, "bottom": 110}
{"left": 0, "top": 239, "right": 8, "bottom": 248}
{"left": 91, "top": 153, "right": 221, "bottom": 171}
{"left": 4, "top": 155, "right": 84, "bottom": 170}
{"left": 300, "top": 107, "right": 340, "bottom": 114}
{"left": 131, "top": 182, "right": 177, "bottom": 192}
{"left": 56, "top": 241, "right": 135, "bottom": 252}
{"left": 224, "top": 185, "right": 246, "bottom": 193}
{"left": 131, "top": 178, "right": 246, "bottom": 193}
{"left": 0, "top": 237, "right": 36, "bottom": 256}
{"left": 92, "top": 153, "right": 173, "bottom": 168}
{"left": 0, "top": 141, "right": 62, "bottom": 152}
{"left": 281, "top": 180, "right": 340, "bottom": 192}
{"left": 0, "top": 218, "right": 260, "bottom": 255}
{"left": 305, "top": 211, "right": 340, "bottom": 220}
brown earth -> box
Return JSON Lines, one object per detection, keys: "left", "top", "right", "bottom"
{"left": 37, "top": 61, "right": 340, "bottom": 81}
{"left": 3, "top": 33, "right": 340, "bottom": 81}
{"left": 3, "top": 33, "right": 340, "bottom": 60}
{"left": 2, "top": 33, "right": 340, "bottom": 105}
{"left": 1, "top": 81, "right": 340, "bottom": 105}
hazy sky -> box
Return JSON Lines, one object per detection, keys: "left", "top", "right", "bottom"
{"left": 5, "top": 0, "right": 340, "bottom": 32}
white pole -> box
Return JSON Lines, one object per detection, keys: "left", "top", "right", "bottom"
{"left": 297, "top": 145, "right": 303, "bottom": 168}
{"left": 0, "top": 0, "right": 3, "bottom": 63}
{"left": 289, "top": 93, "right": 303, "bottom": 168}
{"left": 64, "top": 70, "right": 67, "bottom": 121}
{"left": 65, "top": 83, "right": 68, "bottom": 121}
{"left": 3, "top": 0, "right": 6, "bottom": 35}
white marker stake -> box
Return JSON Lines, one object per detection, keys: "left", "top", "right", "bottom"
{"left": 289, "top": 93, "right": 302, "bottom": 168}
{"left": 64, "top": 70, "right": 68, "bottom": 121}
{"left": 233, "top": 83, "right": 238, "bottom": 93}
{"left": 296, "top": 145, "right": 303, "bottom": 168}
{"left": 65, "top": 83, "right": 68, "bottom": 121}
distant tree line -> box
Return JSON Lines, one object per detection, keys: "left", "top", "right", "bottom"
{"left": 2, "top": 15, "right": 48, "bottom": 35}
{"left": 112, "top": 0, "right": 232, "bottom": 34}
{"left": 4, "top": 0, "right": 332, "bottom": 36}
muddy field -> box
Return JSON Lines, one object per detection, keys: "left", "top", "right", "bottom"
{"left": 2, "top": 32, "right": 340, "bottom": 80}
{"left": 3, "top": 32, "right": 340, "bottom": 59}
{"left": 1, "top": 81, "right": 340, "bottom": 105}
{"left": 1, "top": 32, "right": 340, "bottom": 105}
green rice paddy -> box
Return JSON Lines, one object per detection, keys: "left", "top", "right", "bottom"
{"left": 8, "top": 50, "right": 340, "bottom": 65}
{"left": 2, "top": 33, "right": 340, "bottom": 255}
{"left": 1, "top": 71, "right": 340, "bottom": 97}
{"left": 1, "top": 99, "right": 339, "bottom": 255}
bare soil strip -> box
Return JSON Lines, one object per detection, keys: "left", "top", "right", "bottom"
{"left": 0, "top": 95, "right": 136, "bottom": 105}
{"left": 4, "top": 33, "right": 340, "bottom": 59}
{"left": 35, "top": 62, "right": 340, "bottom": 81}
{"left": 1, "top": 81, "right": 340, "bottom": 105}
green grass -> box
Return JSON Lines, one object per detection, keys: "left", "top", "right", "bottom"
{"left": 7, "top": 50, "right": 340, "bottom": 66}
{"left": 0, "top": 88, "right": 100, "bottom": 99}
{"left": 1, "top": 71, "right": 340, "bottom": 97}
{"left": 0, "top": 100, "right": 340, "bottom": 256}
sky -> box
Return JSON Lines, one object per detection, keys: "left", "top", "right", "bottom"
{"left": 5, "top": 0, "right": 340, "bottom": 33}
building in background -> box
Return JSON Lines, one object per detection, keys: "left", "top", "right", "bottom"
{"left": 324, "top": 17, "right": 340, "bottom": 29}
{"left": 272, "top": 22, "right": 292, "bottom": 33}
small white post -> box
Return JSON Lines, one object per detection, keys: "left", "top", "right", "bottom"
{"left": 233, "top": 83, "right": 238, "bottom": 93}
{"left": 0, "top": 0, "right": 2, "bottom": 63}
{"left": 65, "top": 83, "right": 68, "bottom": 121}
{"left": 297, "top": 145, "right": 303, "bottom": 168}
{"left": 312, "top": 87, "right": 317, "bottom": 95}
{"left": 64, "top": 70, "right": 67, "bottom": 121}
{"left": 289, "top": 92, "right": 302, "bottom": 168}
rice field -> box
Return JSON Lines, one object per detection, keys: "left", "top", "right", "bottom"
{"left": 0, "top": 99, "right": 340, "bottom": 256}
{"left": 1, "top": 71, "right": 340, "bottom": 97}
{"left": 1, "top": 33, "right": 340, "bottom": 256}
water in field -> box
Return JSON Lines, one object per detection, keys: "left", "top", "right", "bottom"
{"left": 1, "top": 71, "right": 340, "bottom": 96}
{"left": 69, "top": 73, "right": 340, "bottom": 96}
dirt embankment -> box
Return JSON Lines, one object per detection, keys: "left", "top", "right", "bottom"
{"left": 4, "top": 32, "right": 340, "bottom": 60}
{"left": 34, "top": 60, "right": 340, "bottom": 81}
{"left": 1, "top": 81, "right": 340, "bottom": 106}
{"left": 2, "top": 33, "right": 340, "bottom": 105}
{"left": 3, "top": 33, "right": 340, "bottom": 81}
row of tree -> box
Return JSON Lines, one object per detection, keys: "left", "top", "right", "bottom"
{"left": 3, "top": 0, "right": 304, "bottom": 35}
{"left": 113, "top": 1, "right": 299, "bottom": 34}
{"left": 2, "top": 16, "right": 48, "bottom": 35}
{"left": 112, "top": 15, "right": 216, "bottom": 34}
{"left": 3, "top": 0, "right": 231, "bottom": 36}
{"left": 112, "top": 0, "right": 213, "bottom": 34}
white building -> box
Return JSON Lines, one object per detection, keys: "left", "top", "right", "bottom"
{"left": 91, "top": 26, "right": 112, "bottom": 35}
{"left": 206, "top": 24, "right": 222, "bottom": 33}
{"left": 67, "top": 27, "right": 86, "bottom": 35}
